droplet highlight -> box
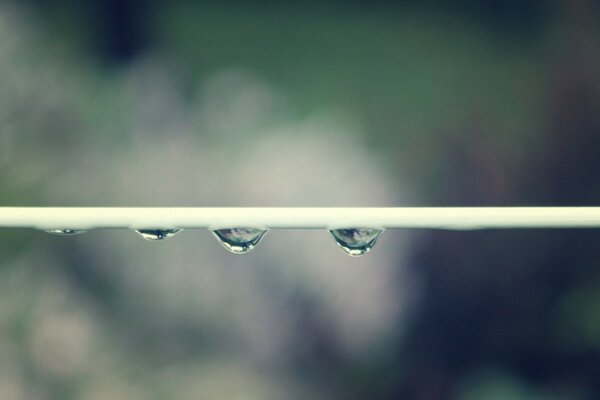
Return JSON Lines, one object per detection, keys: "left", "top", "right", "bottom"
{"left": 329, "top": 228, "right": 383, "bottom": 256}
{"left": 46, "top": 229, "right": 87, "bottom": 235}
{"left": 212, "top": 228, "right": 268, "bottom": 254}
{"left": 135, "top": 229, "right": 181, "bottom": 241}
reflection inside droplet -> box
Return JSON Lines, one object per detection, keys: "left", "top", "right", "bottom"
{"left": 212, "top": 228, "right": 268, "bottom": 254}
{"left": 329, "top": 228, "right": 383, "bottom": 256}
{"left": 135, "top": 229, "right": 182, "bottom": 240}
{"left": 46, "top": 229, "right": 87, "bottom": 235}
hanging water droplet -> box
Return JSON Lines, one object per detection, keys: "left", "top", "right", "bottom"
{"left": 329, "top": 228, "right": 383, "bottom": 256}
{"left": 212, "top": 228, "right": 268, "bottom": 254}
{"left": 46, "top": 229, "right": 87, "bottom": 235}
{"left": 135, "top": 229, "right": 182, "bottom": 240}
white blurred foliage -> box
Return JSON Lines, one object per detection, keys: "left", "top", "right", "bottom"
{"left": 158, "top": 361, "right": 316, "bottom": 400}
{"left": 99, "top": 60, "right": 412, "bottom": 360}
{"left": 0, "top": 5, "right": 416, "bottom": 398}
{"left": 29, "top": 278, "right": 97, "bottom": 380}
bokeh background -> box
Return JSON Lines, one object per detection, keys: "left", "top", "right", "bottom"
{"left": 1, "top": 0, "right": 600, "bottom": 398}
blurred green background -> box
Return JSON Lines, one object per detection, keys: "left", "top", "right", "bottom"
{"left": 1, "top": 0, "right": 600, "bottom": 398}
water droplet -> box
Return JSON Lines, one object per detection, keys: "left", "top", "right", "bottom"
{"left": 46, "top": 229, "right": 87, "bottom": 235}
{"left": 329, "top": 228, "right": 383, "bottom": 256}
{"left": 135, "top": 229, "right": 181, "bottom": 240}
{"left": 212, "top": 228, "right": 268, "bottom": 254}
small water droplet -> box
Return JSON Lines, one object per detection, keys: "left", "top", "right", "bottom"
{"left": 329, "top": 228, "right": 383, "bottom": 256}
{"left": 135, "top": 229, "right": 182, "bottom": 240}
{"left": 46, "top": 229, "right": 87, "bottom": 235}
{"left": 212, "top": 228, "right": 268, "bottom": 254}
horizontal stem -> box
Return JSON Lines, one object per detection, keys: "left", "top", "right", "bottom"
{"left": 0, "top": 207, "right": 599, "bottom": 230}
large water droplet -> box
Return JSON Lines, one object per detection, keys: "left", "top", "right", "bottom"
{"left": 46, "top": 229, "right": 87, "bottom": 235}
{"left": 212, "top": 228, "right": 268, "bottom": 254}
{"left": 135, "top": 229, "right": 181, "bottom": 240}
{"left": 329, "top": 228, "right": 383, "bottom": 256}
